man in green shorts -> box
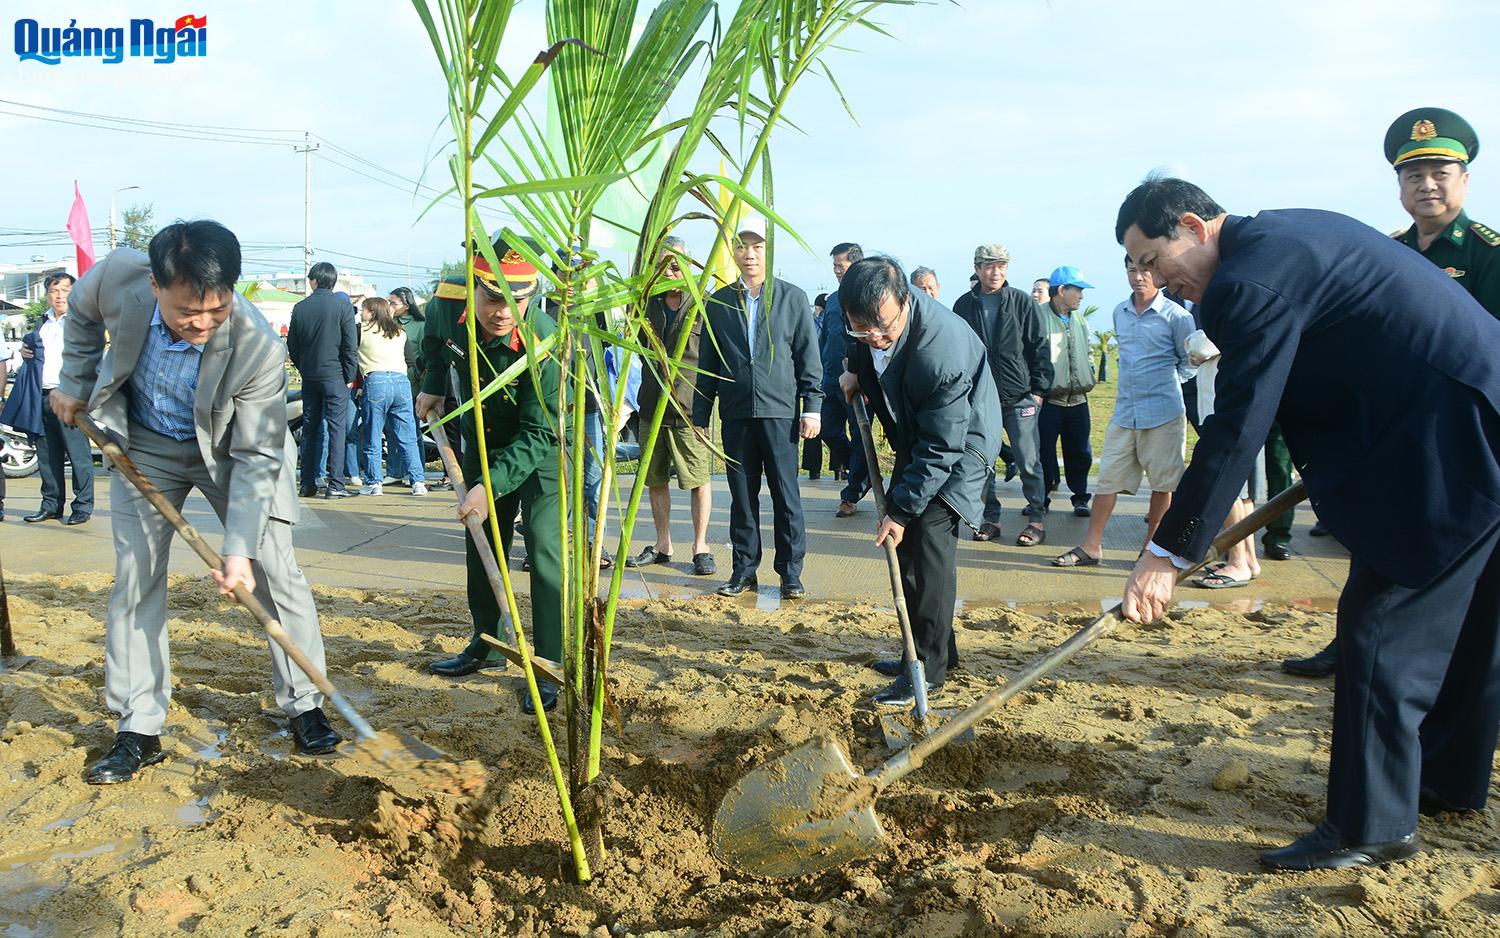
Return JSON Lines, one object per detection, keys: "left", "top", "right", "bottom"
{"left": 626, "top": 236, "right": 717, "bottom": 576}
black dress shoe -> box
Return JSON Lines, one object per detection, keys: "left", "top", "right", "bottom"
{"left": 64, "top": 511, "right": 91, "bottom": 526}
{"left": 780, "top": 579, "right": 806, "bottom": 600}
{"left": 717, "top": 575, "right": 757, "bottom": 597}
{"left": 870, "top": 657, "right": 905, "bottom": 677}
{"left": 298, "top": 487, "right": 319, "bottom": 498}
{"left": 871, "top": 675, "right": 941, "bottom": 709}
{"left": 85, "top": 732, "right": 166, "bottom": 784}
{"left": 1419, "top": 784, "right": 1481, "bottom": 817}
{"left": 429, "top": 652, "right": 507, "bottom": 677}
{"left": 692, "top": 552, "right": 717, "bottom": 576}
{"left": 1264, "top": 543, "right": 1292, "bottom": 561}
{"left": 1260, "top": 820, "right": 1419, "bottom": 872}
{"left": 1309, "top": 523, "right": 1329, "bottom": 537}
{"left": 24, "top": 509, "right": 63, "bottom": 523}
{"left": 1282, "top": 638, "right": 1337, "bottom": 677}
{"left": 519, "top": 680, "right": 559, "bottom": 714}
{"left": 289, "top": 707, "right": 343, "bottom": 755}
{"left": 626, "top": 546, "right": 672, "bottom": 568}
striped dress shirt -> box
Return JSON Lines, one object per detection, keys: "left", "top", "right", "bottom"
{"left": 128, "top": 305, "right": 204, "bottom": 441}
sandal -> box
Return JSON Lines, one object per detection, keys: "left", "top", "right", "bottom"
{"left": 1051, "top": 547, "right": 1099, "bottom": 567}
{"left": 1194, "top": 570, "right": 1250, "bottom": 589}
{"left": 1015, "top": 523, "right": 1046, "bottom": 547}
{"left": 973, "top": 522, "right": 1002, "bottom": 542}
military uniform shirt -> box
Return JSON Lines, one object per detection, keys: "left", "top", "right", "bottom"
{"left": 1394, "top": 211, "right": 1500, "bottom": 318}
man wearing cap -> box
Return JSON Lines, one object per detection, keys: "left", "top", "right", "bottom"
{"left": 1039, "top": 267, "right": 1096, "bottom": 517}
{"left": 415, "top": 240, "right": 564, "bottom": 714}
{"left": 1114, "top": 176, "right": 1500, "bottom": 871}
{"left": 952, "top": 243, "right": 1052, "bottom": 546}
{"left": 694, "top": 215, "right": 823, "bottom": 599}
{"left": 1282, "top": 107, "right": 1500, "bottom": 680}
{"left": 1052, "top": 255, "right": 1195, "bottom": 569}
{"left": 1388, "top": 107, "right": 1499, "bottom": 318}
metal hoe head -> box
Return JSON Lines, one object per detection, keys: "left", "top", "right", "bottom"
{"left": 712, "top": 736, "right": 886, "bottom": 879}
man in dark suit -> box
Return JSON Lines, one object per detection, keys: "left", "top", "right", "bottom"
{"left": 694, "top": 215, "right": 823, "bottom": 599}
{"left": 840, "top": 258, "right": 1001, "bottom": 705}
{"left": 1116, "top": 177, "right": 1500, "bottom": 872}
{"left": 286, "top": 261, "right": 358, "bottom": 498}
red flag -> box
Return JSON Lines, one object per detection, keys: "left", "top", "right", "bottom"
{"left": 175, "top": 14, "right": 207, "bottom": 29}
{"left": 67, "top": 181, "right": 95, "bottom": 275}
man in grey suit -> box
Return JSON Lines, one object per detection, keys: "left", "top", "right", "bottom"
{"left": 694, "top": 215, "right": 823, "bottom": 599}
{"left": 50, "top": 220, "right": 342, "bottom": 785}
{"left": 840, "top": 257, "right": 1002, "bottom": 705}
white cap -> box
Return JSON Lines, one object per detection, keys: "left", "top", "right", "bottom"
{"left": 736, "top": 214, "right": 767, "bottom": 241}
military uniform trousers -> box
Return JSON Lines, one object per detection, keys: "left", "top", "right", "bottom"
{"left": 465, "top": 467, "right": 563, "bottom": 664}
{"left": 106, "top": 422, "right": 326, "bottom": 736}
{"left": 896, "top": 498, "right": 961, "bottom": 685}
{"left": 1328, "top": 517, "right": 1500, "bottom": 842}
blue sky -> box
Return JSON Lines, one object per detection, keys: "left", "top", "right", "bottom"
{"left": 4, "top": 0, "right": 1497, "bottom": 311}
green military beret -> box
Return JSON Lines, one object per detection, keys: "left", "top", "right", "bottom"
{"left": 1385, "top": 107, "right": 1479, "bottom": 168}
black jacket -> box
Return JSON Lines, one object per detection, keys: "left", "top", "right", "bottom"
{"left": 1155, "top": 209, "right": 1500, "bottom": 588}
{"left": 286, "top": 289, "right": 358, "bottom": 383}
{"left": 693, "top": 278, "right": 823, "bottom": 424}
{"left": 851, "top": 292, "right": 1002, "bottom": 531}
{"left": 951, "top": 283, "right": 1052, "bottom": 406}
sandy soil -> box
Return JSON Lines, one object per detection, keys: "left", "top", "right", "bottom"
{"left": 2, "top": 573, "right": 1497, "bottom": 937}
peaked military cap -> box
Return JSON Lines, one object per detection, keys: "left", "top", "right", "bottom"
{"left": 1385, "top": 107, "right": 1479, "bottom": 168}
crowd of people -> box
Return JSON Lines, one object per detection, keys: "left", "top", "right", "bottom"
{"left": 7, "top": 105, "right": 1500, "bottom": 877}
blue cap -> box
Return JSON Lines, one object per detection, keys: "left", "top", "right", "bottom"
{"left": 1048, "top": 266, "right": 1093, "bottom": 289}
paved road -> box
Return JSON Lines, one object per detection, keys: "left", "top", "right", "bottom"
{"left": 1, "top": 468, "right": 1348, "bottom": 611}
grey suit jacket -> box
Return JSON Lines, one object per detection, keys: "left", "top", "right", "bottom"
{"left": 57, "top": 249, "right": 299, "bottom": 560}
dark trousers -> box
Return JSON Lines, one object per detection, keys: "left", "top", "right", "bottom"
{"left": 722, "top": 417, "right": 807, "bottom": 580}
{"left": 819, "top": 392, "right": 870, "bottom": 504}
{"left": 1181, "top": 378, "right": 1200, "bottom": 431}
{"left": 464, "top": 468, "right": 563, "bottom": 663}
{"left": 1262, "top": 422, "right": 1295, "bottom": 548}
{"left": 299, "top": 377, "right": 348, "bottom": 491}
{"left": 38, "top": 389, "right": 94, "bottom": 515}
{"left": 1039, "top": 400, "right": 1092, "bottom": 507}
{"left": 895, "top": 499, "right": 960, "bottom": 685}
{"left": 1327, "top": 520, "right": 1500, "bottom": 842}
{"left": 801, "top": 436, "right": 824, "bottom": 477}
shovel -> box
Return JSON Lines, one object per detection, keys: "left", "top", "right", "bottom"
{"left": 849, "top": 396, "right": 945, "bottom": 748}
{"left": 422, "top": 414, "right": 565, "bottom": 686}
{"left": 713, "top": 480, "right": 1308, "bottom": 879}
{"left": 74, "top": 413, "right": 465, "bottom": 792}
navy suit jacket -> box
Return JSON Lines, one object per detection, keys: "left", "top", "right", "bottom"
{"left": 850, "top": 291, "right": 1002, "bottom": 531}
{"left": 1154, "top": 209, "right": 1500, "bottom": 588}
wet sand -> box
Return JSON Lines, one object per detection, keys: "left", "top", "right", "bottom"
{"left": 2, "top": 573, "right": 1496, "bottom": 936}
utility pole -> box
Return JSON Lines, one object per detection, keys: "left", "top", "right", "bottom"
{"left": 294, "top": 132, "right": 319, "bottom": 288}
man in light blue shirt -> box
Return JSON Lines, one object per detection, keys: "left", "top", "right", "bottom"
{"left": 1053, "top": 256, "right": 1195, "bottom": 567}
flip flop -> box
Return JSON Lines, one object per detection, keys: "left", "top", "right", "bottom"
{"left": 1194, "top": 570, "right": 1251, "bottom": 589}
{"left": 1015, "top": 523, "right": 1046, "bottom": 547}
{"left": 1051, "top": 547, "right": 1099, "bottom": 567}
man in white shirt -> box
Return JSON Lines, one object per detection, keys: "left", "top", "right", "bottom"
{"left": 24, "top": 272, "right": 94, "bottom": 524}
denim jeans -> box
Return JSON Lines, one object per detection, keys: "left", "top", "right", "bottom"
{"left": 360, "top": 372, "right": 423, "bottom": 484}
{"left": 984, "top": 397, "right": 1045, "bottom": 522}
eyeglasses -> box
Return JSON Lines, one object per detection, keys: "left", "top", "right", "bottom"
{"left": 846, "top": 299, "right": 907, "bottom": 339}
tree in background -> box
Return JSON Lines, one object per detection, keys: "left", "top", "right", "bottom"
{"left": 118, "top": 203, "right": 156, "bottom": 251}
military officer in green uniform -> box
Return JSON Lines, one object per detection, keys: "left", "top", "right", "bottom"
{"left": 1388, "top": 107, "right": 1500, "bottom": 318}
{"left": 416, "top": 239, "right": 563, "bottom": 713}
{"left": 1282, "top": 107, "right": 1499, "bottom": 679}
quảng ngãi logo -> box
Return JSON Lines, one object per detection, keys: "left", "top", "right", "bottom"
{"left": 14, "top": 14, "right": 207, "bottom": 65}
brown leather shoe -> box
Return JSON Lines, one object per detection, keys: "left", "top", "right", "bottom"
{"left": 835, "top": 501, "right": 858, "bottom": 517}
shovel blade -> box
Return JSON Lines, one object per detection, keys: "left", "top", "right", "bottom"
{"left": 712, "top": 736, "right": 887, "bottom": 879}
{"left": 341, "top": 731, "right": 489, "bottom": 800}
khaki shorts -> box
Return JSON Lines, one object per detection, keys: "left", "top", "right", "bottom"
{"left": 644, "top": 415, "right": 712, "bottom": 489}
{"left": 1095, "top": 416, "right": 1187, "bottom": 495}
